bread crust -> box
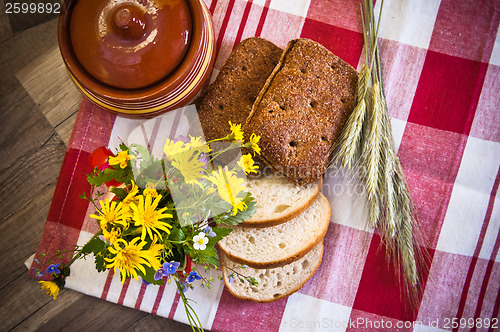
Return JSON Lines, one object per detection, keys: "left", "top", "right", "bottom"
{"left": 221, "top": 242, "right": 324, "bottom": 303}
{"left": 218, "top": 193, "right": 331, "bottom": 269}
{"left": 243, "top": 38, "right": 358, "bottom": 185}
{"left": 242, "top": 177, "right": 323, "bottom": 228}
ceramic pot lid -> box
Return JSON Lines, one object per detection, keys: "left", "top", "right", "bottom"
{"left": 70, "top": 0, "right": 192, "bottom": 90}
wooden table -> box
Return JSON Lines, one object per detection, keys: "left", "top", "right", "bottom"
{"left": 0, "top": 2, "right": 192, "bottom": 330}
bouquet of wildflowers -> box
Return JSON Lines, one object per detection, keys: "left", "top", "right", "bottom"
{"left": 35, "top": 121, "right": 261, "bottom": 331}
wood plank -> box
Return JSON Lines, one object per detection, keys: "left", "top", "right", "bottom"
{"left": 0, "top": 112, "right": 66, "bottom": 289}
{"left": 0, "top": 1, "right": 13, "bottom": 42}
{"left": 0, "top": 76, "right": 64, "bottom": 186}
{"left": 16, "top": 45, "right": 81, "bottom": 145}
{"left": 5, "top": 1, "right": 59, "bottom": 33}
{"left": 0, "top": 271, "right": 56, "bottom": 330}
{"left": 9, "top": 285, "right": 83, "bottom": 331}
{"left": 32, "top": 294, "right": 148, "bottom": 331}
{"left": 0, "top": 18, "right": 58, "bottom": 83}
{"left": 131, "top": 314, "right": 193, "bottom": 331}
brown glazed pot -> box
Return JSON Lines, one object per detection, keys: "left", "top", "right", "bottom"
{"left": 58, "top": 0, "right": 216, "bottom": 117}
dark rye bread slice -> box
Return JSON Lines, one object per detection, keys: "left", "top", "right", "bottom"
{"left": 243, "top": 38, "right": 358, "bottom": 185}
{"left": 196, "top": 37, "right": 283, "bottom": 141}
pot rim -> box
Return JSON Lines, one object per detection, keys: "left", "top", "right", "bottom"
{"left": 58, "top": 0, "right": 216, "bottom": 116}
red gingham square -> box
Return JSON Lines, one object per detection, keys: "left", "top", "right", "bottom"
{"left": 300, "top": 18, "right": 364, "bottom": 67}
{"left": 351, "top": 234, "right": 433, "bottom": 322}
{"left": 397, "top": 123, "right": 467, "bottom": 248}
{"left": 407, "top": 50, "right": 488, "bottom": 135}
{"left": 306, "top": 0, "right": 363, "bottom": 33}
{"left": 470, "top": 64, "right": 500, "bottom": 143}
{"left": 299, "top": 224, "right": 373, "bottom": 307}
{"left": 46, "top": 148, "right": 93, "bottom": 231}
{"left": 211, "top": 288, "right": 288, "bottom": 332}
{"left": 378, "top": 39, "right": 427, "bottom": 121}
{"left": 429, "top": 0, "right": 500, "bottom": 62}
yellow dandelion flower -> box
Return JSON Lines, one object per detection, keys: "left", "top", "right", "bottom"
{"left": 122, "top": 180, "right": 139, "bottom": 210}
{"left": 187, "top": 135, "right": 210, "bottom": 153}
{"left": 146, "top": 241, "right": 163, "bottom": 271}
{"left": 102, "top": 227, "right": 122, "bottom": 246}
{"left": 207, "top": 167, "right": 246, "bottom": 215}
{"left": 129, "top": 194, "right": 173, "bottom": 240}
{"left": 143, "top": 188, "right": 158, "bottom": 197}
{"left": 233, "top": 200, "right": 248, "bottom": 215}
{"left": 248, "top": 133, "right": 261, "bottom": 155}
{"left": 109, "top": 150, "right": 132, "bottom": 169}
{"left": 164, "top": 139, "right": 188, "bottom": 161}
{"left": 238, "top": 153, "right": 259, "bottom": 174}
{"left": 39, "top": 280, "right": 61, "bottom": 300}
{"left": 90, "top": 199, "right": 129, "bottom": 230}
{"left": 143, "top": 182, "right": 158, "bottom": 197}
{"left": 171, "top": 149, "right": 206, "bottom": 188}
{"left": 229, "top": 121, "right": 244, "bottom": 142}
{"left": 105, "top": 238, "right": 160, "bottom": 283}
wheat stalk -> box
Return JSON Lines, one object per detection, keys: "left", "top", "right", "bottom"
{"left": 331, "top": 65, "right": 370, "bottom": 170}
{"left": 331, "top": 0, "right": 428, "bottom": 308}
{"left": 362, "top": 81, "right": 384, "bottom": 227}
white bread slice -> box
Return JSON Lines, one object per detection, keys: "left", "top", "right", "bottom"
{"left": 218, "top": 193, "right": 331, "bottom": 268}
{"left": 243, "top": 172, "right": 322, "bottom": 227}
{"left": 222, "top": 241, "right": 323, "bottom": 302}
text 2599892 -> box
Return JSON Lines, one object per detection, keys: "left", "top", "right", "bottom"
{"left": 5, "top": 2, "right": 61, "bottom": 14}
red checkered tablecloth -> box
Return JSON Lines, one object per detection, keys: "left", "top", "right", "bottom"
{"left": 29, "top": 0, "right": 500, "bottom": 330}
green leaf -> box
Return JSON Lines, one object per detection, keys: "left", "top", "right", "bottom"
{"left": 201, "top": 245, "right": 218, "bottom": 258}
{"left": 94, "top": 253, "right": 106, "bottom": 272}
{"left": 110, "top": 187, "right": 128, "bottom": 199}
{"left": 130, "top": 144, "right": 152, "bottom": 164}
{"left": 219, "top": 193, "right": 257, "bottom": 226}
{"left": 207, "top": 227, "right": 232, "bottom": 246}
{"left": 205, "top": 256, "right": 220, "bottom": 267}
{"left": 168, "top": 228, "right": 186, "bottom": 243}
{"left": 194, "top": 245, "right": 220, "bottom": 267}
{"left": 81, "top": 237, "right": 105, "bottom": 256}
{"left": 87, "top": 166, "right": 129, "bottom": 187}
{"left": 119, "top": 142, "right": 128, "bottom": 152}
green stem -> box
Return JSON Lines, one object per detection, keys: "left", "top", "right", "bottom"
{"left": 207, "top": 142, "right": 244, "bottom": 163}
{"left": 175, "top": 280, "right": 204, "bottom": 332}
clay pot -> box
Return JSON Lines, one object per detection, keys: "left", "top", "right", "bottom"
{"left": 58, "top": 0, "right": 216, "bottom": 117}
